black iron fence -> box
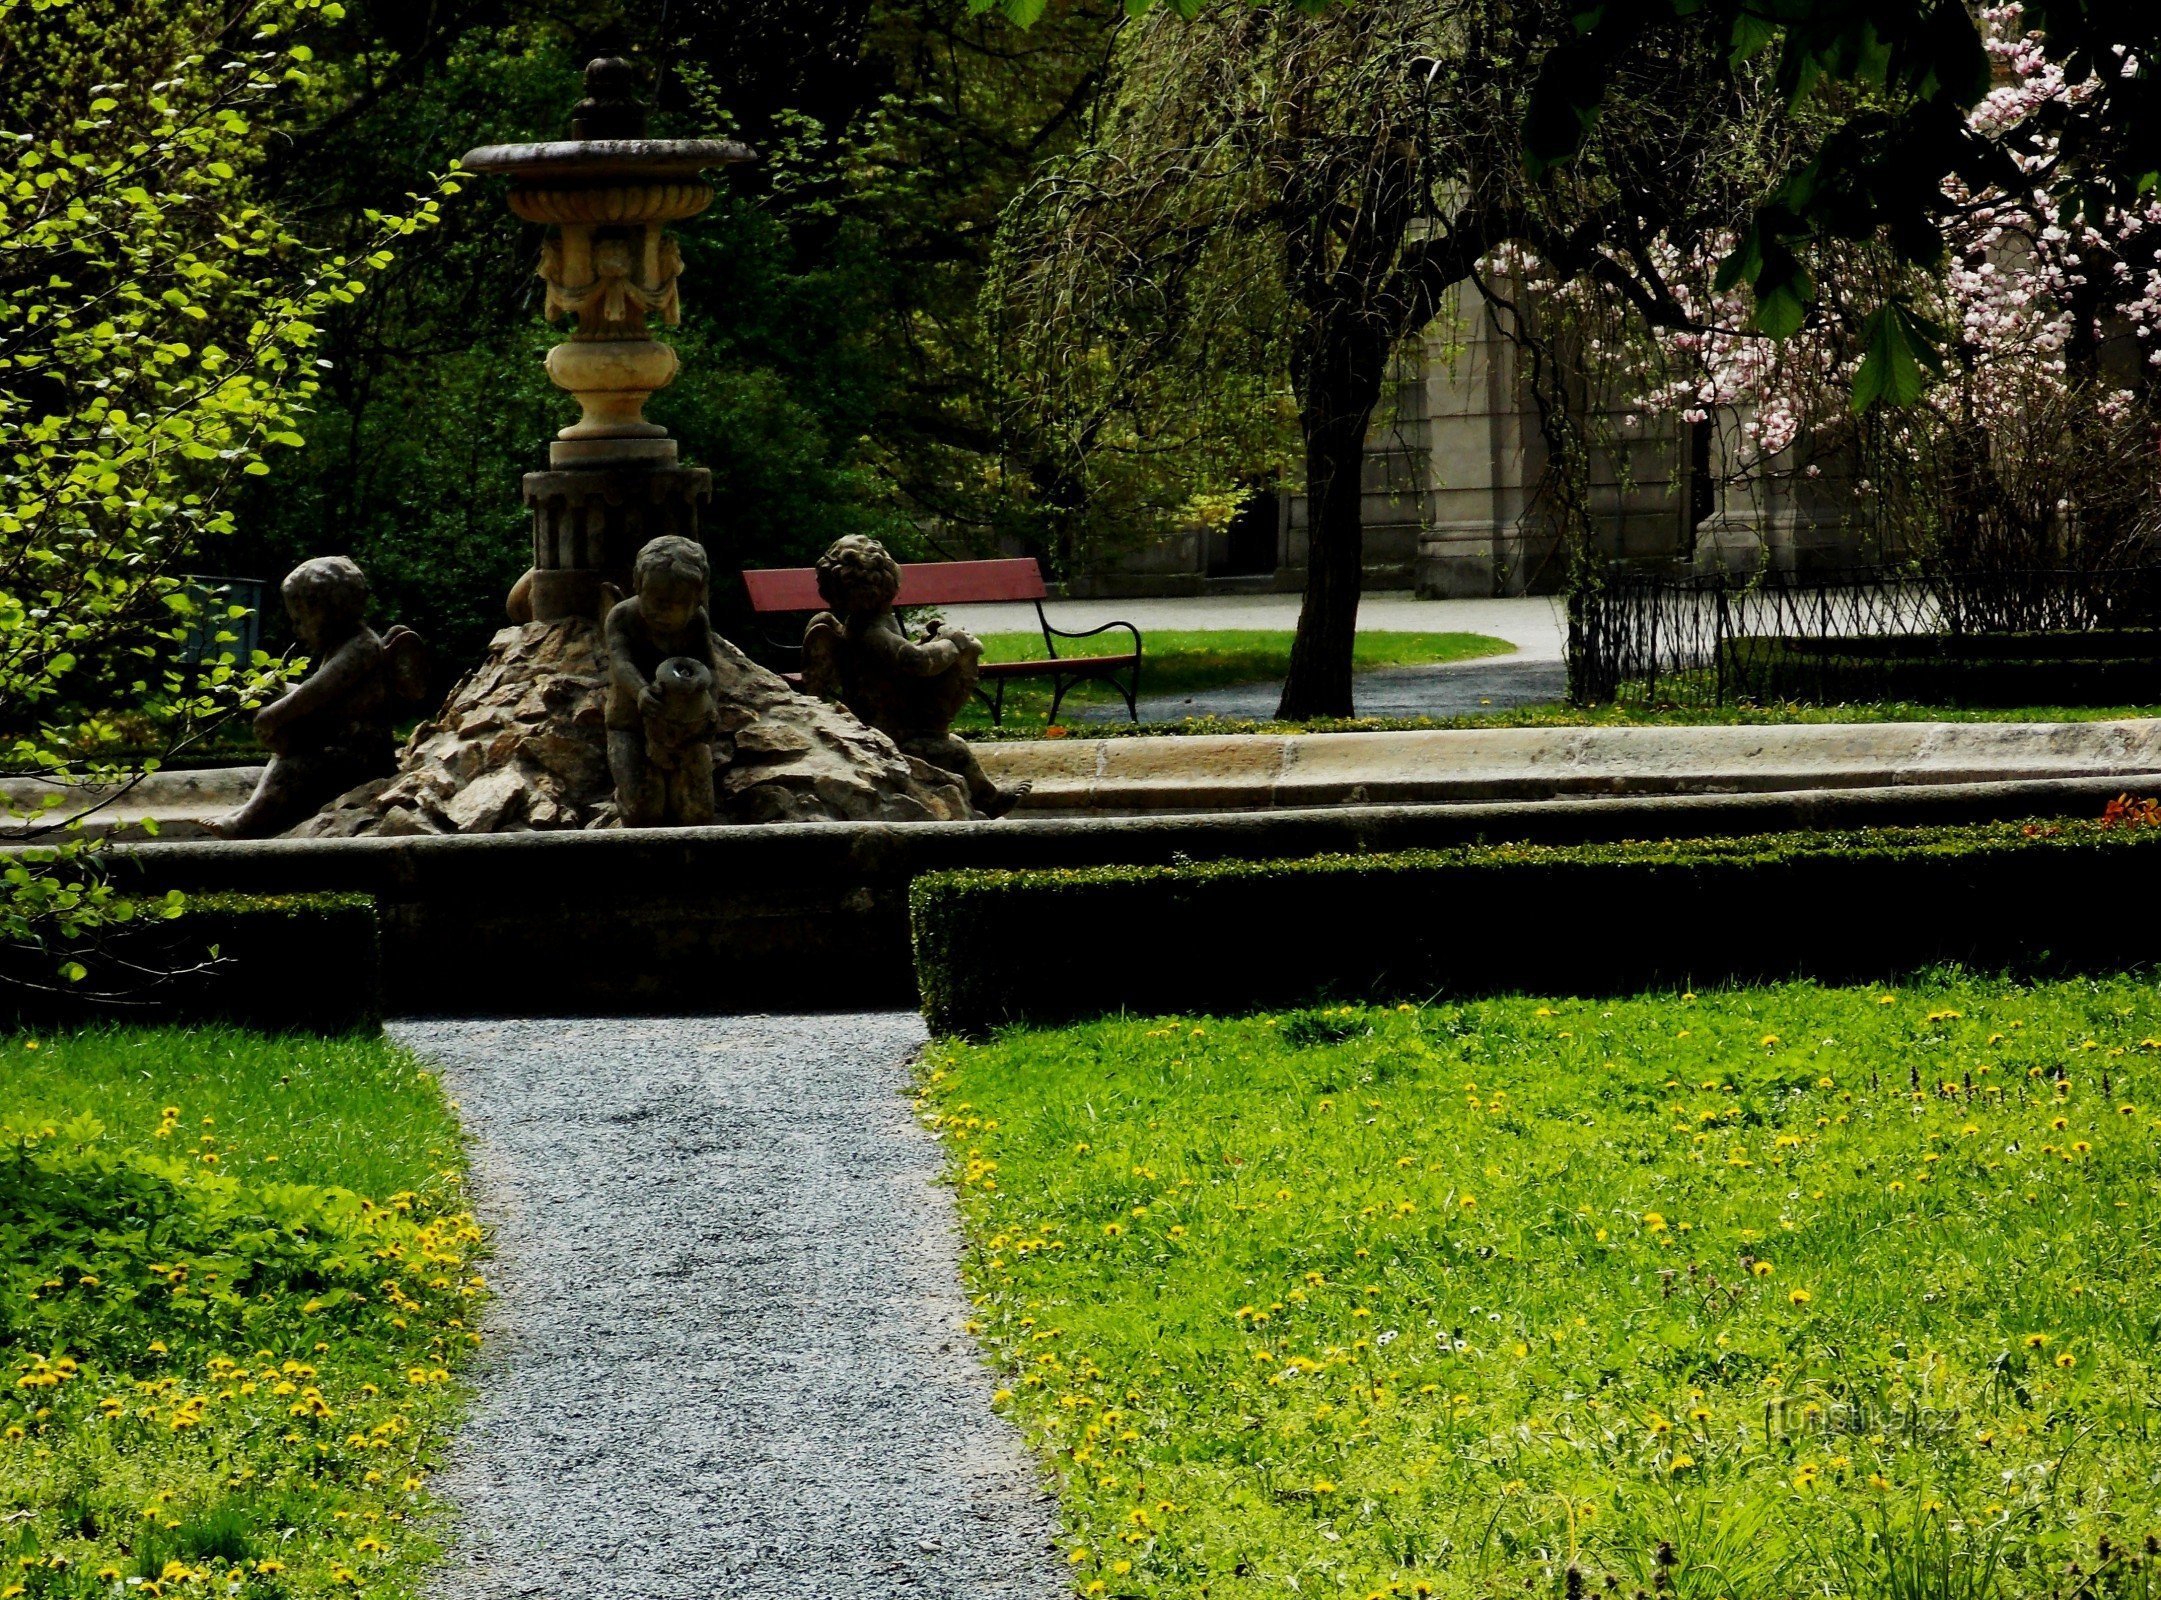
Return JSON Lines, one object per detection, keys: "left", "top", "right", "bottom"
{"left": 1567, "top": 566, "right": 2161, "bottom": 707}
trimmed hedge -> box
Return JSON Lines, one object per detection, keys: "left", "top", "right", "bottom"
{"left": 1718, "top": 631, "right": 2161, "bottom": 706}
{"left": 2, "top": 892, "right": 381, "bottom": 1033}
{"left": 911, "top": 819, "right": 2161, "bottom": 1035}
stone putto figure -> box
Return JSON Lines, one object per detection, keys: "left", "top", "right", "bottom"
{"left": 641, "top": 654, "right": 719, "bottom": 826}
{"left": 214, "top": 556, "right": 428, "bottom": 838}
{"left": 801, "top": 535, "right": 1026, "bottom": 818}
{"left": 605, "top": 534, "right": 724, "bottom": 827}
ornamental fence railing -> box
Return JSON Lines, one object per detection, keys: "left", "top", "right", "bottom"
{"left": 1566, "top": 565, "right": 2161, "bottom": 708}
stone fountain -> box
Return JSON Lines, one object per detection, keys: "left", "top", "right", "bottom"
{"left": 475, "top": 55, "right": 740, "bottom": 624}
{"left": 298, "top": 58, "right": 976, "bottom": 834}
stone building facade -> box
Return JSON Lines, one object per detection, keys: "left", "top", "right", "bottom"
{"left": 1073, "top": 285, "right": 1861, "bottom": 598}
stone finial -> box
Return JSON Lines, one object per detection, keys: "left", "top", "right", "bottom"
{"left": 462, "top": 64, "right": 751, "bottom": 467}
{"left": 571, "top": 57, "right": 650, "bottom": 139}
{"left": 460, "top": 60, "right": 748, "bottom": 620}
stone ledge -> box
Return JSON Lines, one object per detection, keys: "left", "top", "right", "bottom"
{"left": 27, "top": 772, "right": 2150, "bottom": 1017}
{"left": 976, "top": 718, "right": 2161, "bottom": 812}
{"left": 16, "top": 718, "right": 2161, "bottom": 838}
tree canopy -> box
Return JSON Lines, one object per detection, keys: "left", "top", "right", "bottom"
{"left": 0, "top": 0, "right": 443, "bottom": 977}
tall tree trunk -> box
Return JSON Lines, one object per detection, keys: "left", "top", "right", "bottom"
{"left": 1278, "top": 321, "right": 1389, "bottom": 720}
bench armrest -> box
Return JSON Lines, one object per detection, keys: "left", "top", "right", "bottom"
{"left": 1041, "top": 614, "right": 1143, "bottom": 663}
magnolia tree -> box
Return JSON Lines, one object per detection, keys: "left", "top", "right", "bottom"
{"left": 0, "top": 0, "right": 443, "bottom": 988}
{"left": 1595, "top": 2, "right": 2161, "bottom": 581}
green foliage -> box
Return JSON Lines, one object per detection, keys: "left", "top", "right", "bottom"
{"left": 1850, "top": 301, "right": 1947, "bottom": 415}
{"left": 0, "top": 891, "right": 379, "bottom": 1032}
{"left": 0, "top": 0, "right": 445, "bottom": 969}
{"left": 909, "top": 816, "right": 2161, "bottom": 1033}
{"left": 923, "top": 977, "right": 2161, "bottom": 1598}
{"left": 0, "top": 1027, "right": 477, "bottom": 1600}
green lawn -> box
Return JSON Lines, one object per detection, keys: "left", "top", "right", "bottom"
{"left": 959, "top": 630, "right": 1515, "bottom": 731}
{"left": 1, "top": 1028, "right": 477, "bottom": 1600}
{"left": 923, "top": 981, "right": 2161, "bottom": 1600}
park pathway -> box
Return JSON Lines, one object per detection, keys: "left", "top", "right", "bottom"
{"left": 391, "top": 1015, "right": 1063, "bottom": 1600}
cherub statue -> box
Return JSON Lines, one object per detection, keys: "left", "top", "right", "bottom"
{"left": 213, "top": 556, "right": 428, "bottom": 838}
{"left": 801, "top": 535, "right": 1026, "bottom": 818}
{"left": 605, "top": 535, "right": 724, "bottom": 827}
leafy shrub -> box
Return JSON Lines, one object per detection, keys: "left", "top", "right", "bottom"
{"left": 913, "top": 817, "right": 2161, "bottom": 1035}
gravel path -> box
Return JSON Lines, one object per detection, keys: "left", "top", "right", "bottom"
{"left": 1071, "top": 653, "right": 1568, "bottom": 723}
{"left": 392, "top": 1015, "right": 1063, "bottom": 1600}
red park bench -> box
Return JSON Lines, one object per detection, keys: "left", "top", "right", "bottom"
{"left": 740, "top": 556, "right": 1142, "bottom": 725}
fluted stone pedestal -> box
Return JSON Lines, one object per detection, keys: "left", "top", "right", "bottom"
{"left": 521, "top": 459, "right": 713, "bottom": 622}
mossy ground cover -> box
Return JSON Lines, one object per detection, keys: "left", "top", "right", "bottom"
{"left": 958, "top": 631, "right": 1515, "bottom": 731}
{"left": 922, "top": 979, "right": 2161, "bottom": 1600}
{"left": 0, "top": 1028, "right": 479, "bottom": 1600}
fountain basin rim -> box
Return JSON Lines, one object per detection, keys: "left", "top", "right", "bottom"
{"left": 459, "top": 138, "right": 754, "bottom": 183}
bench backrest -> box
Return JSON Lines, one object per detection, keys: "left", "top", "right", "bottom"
{"left": 742, "top": 556, "right": 1048, "bottom": 614}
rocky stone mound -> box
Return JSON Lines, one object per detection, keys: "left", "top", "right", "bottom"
{"left": 293, "top": 618, "right": 972, "bottom": 836}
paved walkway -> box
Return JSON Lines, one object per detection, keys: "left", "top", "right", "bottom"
{"left": 1092, "top": 654, "right": 1568, "bottom": 723}
{"left": 943, "top": 590, "right": 1567, "bottom": 658}
{"left": 395, "top": 1014, "right": 1061, "bottom": 1600}
{"left": 940, "top": 590, "right": 1567, "bottom": 722}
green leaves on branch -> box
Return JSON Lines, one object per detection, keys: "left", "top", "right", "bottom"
{"left": 0, "top": 0, "right": 447, "bottom": 967}
{"left": 1038, "top": 0, "right": 2151, "bottom": 416}
{"left": 1850, "top": 300, "right": 1944, "bottom": 414}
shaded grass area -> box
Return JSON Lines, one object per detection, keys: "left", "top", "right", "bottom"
{"left": 924, "top": 979, "right": 2161, "bottom": 1599}
{"left": 957, "top": 630, "right": 1515, "bottom": 732}
{"left": 1, "top": 1028, "right": 479, "bottom": 1600}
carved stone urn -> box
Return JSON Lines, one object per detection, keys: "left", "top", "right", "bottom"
{"left": 463, "top": 58, "right": 752, "bottom": 622}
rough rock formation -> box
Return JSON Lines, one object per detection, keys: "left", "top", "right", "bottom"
{"left": 293, "top": 619, "right": 972, "bottom": 836}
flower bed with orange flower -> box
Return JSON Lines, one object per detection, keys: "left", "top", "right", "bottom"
{"left": 924, "top": 980, "right": 2161, "bottom": 1600}
{"left": 1, "top": 1028, "right": 480, "bottom": 1600}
